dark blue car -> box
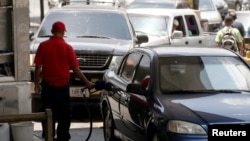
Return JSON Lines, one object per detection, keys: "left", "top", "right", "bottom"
{"left": 100, "top": 46, "right": 250, "bottom": 141}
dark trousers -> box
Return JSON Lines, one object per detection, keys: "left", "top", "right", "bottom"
{"left": 40, "top": 81, "right": 71, "bottom": 141}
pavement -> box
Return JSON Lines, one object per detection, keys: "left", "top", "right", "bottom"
{"left": 32, "top": 122, "right": 104, "bottom": 141}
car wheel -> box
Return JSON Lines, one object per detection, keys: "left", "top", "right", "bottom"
{"left": 235, "top": 3, "right": 241, "bottom": 11}
{"left": 103, "top": 106, "right": 117, "bottom": 141}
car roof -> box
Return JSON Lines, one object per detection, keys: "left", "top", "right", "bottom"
{"left": 133, "top": 46, "right": 237, "bottom": 57}
{"left": 50, "top": 4, "right": 126, "bottom": 13}
{"left": 126, "top": 8, "right": 196, "bottom": 17}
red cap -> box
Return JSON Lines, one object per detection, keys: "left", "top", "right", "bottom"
{"left": 51, "top": 21, "right": 66, "bottom": 32}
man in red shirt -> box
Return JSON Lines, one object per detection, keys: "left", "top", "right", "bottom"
{"left": 34, "top": 21, "right": 94, "bottom": 141}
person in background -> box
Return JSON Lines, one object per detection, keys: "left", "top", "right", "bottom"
{"left": 34, "top": 21, "right": 94, "bottom": 141}
{"left": 215, "top": 14, "right": 244, "bottom": 56}
{"left": 229, "top": 11, "right": 246, "bottom": 38}
{"left": 229, "top": 11, "right": 246, "bottom": 51}
{"left": 172, "top": 19, "right": 179, "bottom": 33}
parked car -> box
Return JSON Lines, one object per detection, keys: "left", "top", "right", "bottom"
{"left": 212, "top": 0, "right": 229, "bottom": 19}
{"left": 127, "top": 8, "right": 217, "bottom": 47}
{"left": 30, "top": 4, "right": 148, "bottom": 118}
{"left": 100, "top": 46, "right": 250, "bottom": 141}
{"left": 224, "top": 0, "right": 243, "bottom": 10}
{"left": 125, "top": 0, "right": 191, "bottom": 9}
{"left": 193, "top": 0, "right": 222, "bottom": 32}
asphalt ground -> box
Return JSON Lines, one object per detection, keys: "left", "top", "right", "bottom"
{"left": 32, "top": 122, "right": 104, "bottom": 141}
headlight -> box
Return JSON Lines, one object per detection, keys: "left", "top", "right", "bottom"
{"left": 109, "top": 56, "right": 123, "bottom": 69}
{"left": 168, "top": 120, "right": 206, "bottom": 134}
{"left": 30, "top": 54, "right": 35, "bottom": 67}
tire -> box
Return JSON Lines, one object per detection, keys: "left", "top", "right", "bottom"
{"left": 103, "top": 106, "right": 118, "bottom": 141}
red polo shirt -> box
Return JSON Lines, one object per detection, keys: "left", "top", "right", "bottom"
{"left": 34, "top": 36, "right": 78, "bottom": 87}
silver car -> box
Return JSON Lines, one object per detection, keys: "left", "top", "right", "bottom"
{"left": 194, "top": 0, "right": 223, "bottom": 32}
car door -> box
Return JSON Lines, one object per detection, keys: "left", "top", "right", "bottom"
{"left": 183, "top": 15, "right": 205, "bottom": 46}
{"left": 120, "top": 54, "right": 151, "bottom": 141}
{"left": 171, "top": 15, "right": 203, "bottom": 46}
{"left": 112, "top": 52, "right": 142, "bottom": 136}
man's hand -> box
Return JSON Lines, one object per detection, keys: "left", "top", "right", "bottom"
{"left": 86, "top": 81, "right": 95, "bottom": 90}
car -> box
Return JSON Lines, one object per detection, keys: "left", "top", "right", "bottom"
{"left": 100, "top": 46, "right": 250, "bottom": 141}
{"left": 125, "top": 0, "right": 191, "bottom": 9}
{"left": 127, "top": 8, "right": 217, "bottom": 47}
{"left": 212, "top": 0, "right": 229, "bottom": 19}
{"left": 30, "top": 4, "right": 148, "bottom": 119}
{"left": 193, "top": 0, "right": 222, "bottom": 32}
{"left": 224, "top": 0, "right": 243, "bottom": 11}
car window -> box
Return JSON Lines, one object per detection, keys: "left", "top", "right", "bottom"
{"left": 129, "top": 14, "right": 169, "bottom": 37}
{"left": 133, "top": 55, "right": 150, "bottom": 85}
{"left": 174, "top": 16, "right": 186, "bottom": 36}
{"left": 194, "top": 0, "right": 215, "bottom": 11}
{"left": 38, "top": 11, "right": 132, "bottom": 40}
{"left": 159, "top": 56, "right": 250, "bottom": 92}
{"left": 120, "top": 53, "right": 142, "bottom": 82}
{"left": 184, "top": 15, "right": 199, "bottom": 36}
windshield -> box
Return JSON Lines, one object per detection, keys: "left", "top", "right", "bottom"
{"left": 159, "top": 56, "right": 250, "bottom": 93}
{"left": 38, "top": 11, "right": 132, "bottom": 40}
{"left": 197, "top": 0, "right": 215, "bottom": 11}
{"left": 129, "top": 14, "right": 169, "bottom": 37}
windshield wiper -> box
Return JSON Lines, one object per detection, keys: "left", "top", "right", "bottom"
{"left": 76, "top": 35, "right": 110, "bottom": 39}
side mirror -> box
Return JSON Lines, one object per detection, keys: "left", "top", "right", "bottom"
{"left": 126, "top": 83, "right": 145, "bottom": 95}
{"left": 136, "top": 34, "right": 148, "bottom": 44}
{"left": 171, "top": 30, "right": 183, "bottom": 39}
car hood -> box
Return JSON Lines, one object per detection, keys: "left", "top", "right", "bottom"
{"left": 160, "top": 93, "right": 250, "bottom": 124}
{"left": 30, "top": 37, "right": 133, "bottom": 55}
{"left": 200, "top": 11, "right": 222, "bottom": 23}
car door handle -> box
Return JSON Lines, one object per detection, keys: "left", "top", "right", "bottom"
{"left": 199, "top": 40, "right": 202, "bottom": 44}
{"left": 185, "top": 41, "right": 188, "bottom": 45}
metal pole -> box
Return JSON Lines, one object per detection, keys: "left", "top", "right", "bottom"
{"left": 40, "top": 0, "right": 45, "bottom": 22}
